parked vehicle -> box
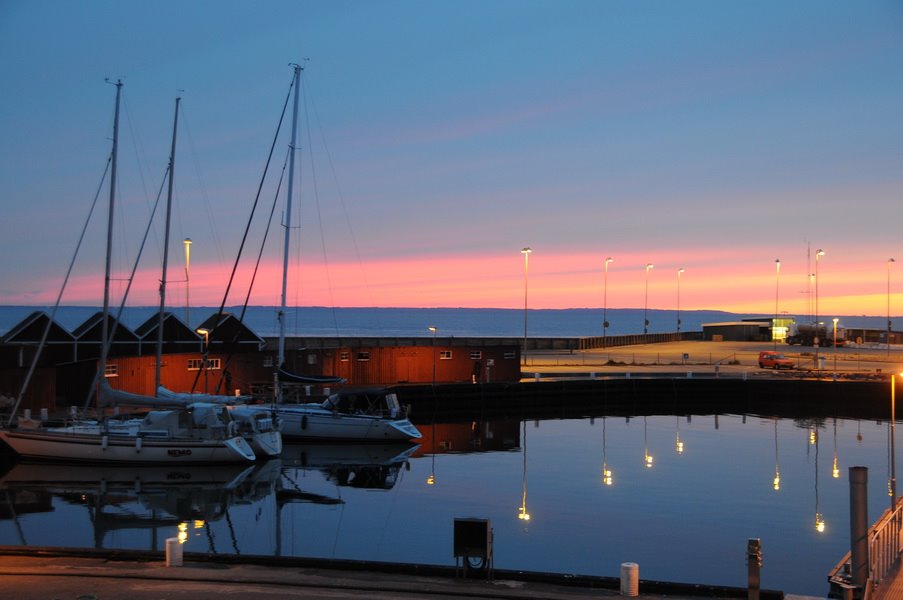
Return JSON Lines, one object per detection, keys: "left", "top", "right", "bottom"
{"left": 785, "top": 323, "right": 845, "bottom": 347}
{"left": 758, "top": 351, "right": 795, "bottom": 369}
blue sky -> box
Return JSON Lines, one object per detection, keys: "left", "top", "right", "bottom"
{"left": 1, "top": 1, "right": 902, "bottom": 315}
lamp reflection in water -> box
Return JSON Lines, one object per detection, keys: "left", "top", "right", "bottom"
{"left": 644, "top": 416, "right": 654, "bottom": 468}
{"left": 426, "top": 421, "right": 437, "bottom": 485}
{"left": 813, "top": 425, "right": 825, "bottom": 533}
{"left": 675, "top": 416, "right": 684, "bottom": 455}
{"left": 832, "top": 418, "right": 840, "bottom": 479}
{"left": 518, "top": 419, "right": 530, "bottom": 523}
{"left": 773, "top": 420, "right": 780, "bottom": 491}
{"left": 601, "top": 417, "right": 613, "bottom": 486}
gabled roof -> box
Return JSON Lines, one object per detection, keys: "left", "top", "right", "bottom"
{"left": 71, "top": 311, "right": 139, "bottom": 342}
{"left": 134, "top": 311, "right": 198, "bottom": 342}
{"left": 196, "top": 311, "right": 265, "bottom": 346}
{"left": 1, "top": 311, "right": 74, "bottom": 344}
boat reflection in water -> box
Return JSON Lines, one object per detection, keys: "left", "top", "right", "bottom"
{"left": 0, "top": 460, "right": 278, "bottom": 551}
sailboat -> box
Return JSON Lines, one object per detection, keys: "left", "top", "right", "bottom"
{"left": 0, "top": 84, "right": 256, "bottom": 464}
{"left": 241, "top": 64, "right": 421, "bottom": 443}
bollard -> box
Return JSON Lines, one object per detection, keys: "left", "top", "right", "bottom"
{"left": 714, "top": 365, "right": 720, "bottom": 378}
{"left": 625, "top": 372, "right": 631, "bottom": 379}
{"left": 686, "top": 372, "right": 693, "bottom": 379}
{"left": 535, "top": 373, "right": 541, "bottom": 381}
{"left": 620, "top": 562, "right": 639, "bottom": 596}
{"left": 165, "top": 537, "right": 183, "bottom": 567}
{"left": 849, "top": 466, "right": 869, "bottom": 589}
{"left": 747, "top": 538, "right": 762, "bottom": 600}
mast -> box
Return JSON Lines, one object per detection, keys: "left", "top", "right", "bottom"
{"left": 156, "top": 96, "right": 181, "bottom": 393}
{"left": 99, "top": 79, "right": 123, "bottom": 389}
{"left": 276, "top": 63, "right": 302, "bottom": 397}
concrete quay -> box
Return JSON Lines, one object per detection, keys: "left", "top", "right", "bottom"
{"left": 0, "top": 550, "right": 787, "bottom": 600}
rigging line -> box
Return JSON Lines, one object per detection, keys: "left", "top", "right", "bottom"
{"left": 120, "top": 94, "right": 158, "bottom": 276}
{"left": 299, "top": 76, "right": 339, "bottom": 334}
{"left": 84, "top": 166, "right": 170, "bottom": 409}
{"left": 206, "top": 148, "right": 288, "bottom": 395}
{"left": 192, "top": 73, "right": 293, "bottom": 394}
{"left": 8, "top": 157, "right": 111, "bottom": 425}
{"left": 212, "top": 72, "right": 294, "bottom": 322}
{"left": 306, "top": 75, "right": 382, "bottom": 334}
{"left": 181, "top": 104, "right": 227, "bottom": 273}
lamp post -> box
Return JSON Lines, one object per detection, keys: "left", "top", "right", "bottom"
{"left": 196, "top": 327, "right": 209, "bottom": 393}
{"left": 676, "top": 268, "right": 684, "bottom": 334}
{"left": 889, "top": 258, "right": 896, "bottom": 357}
{"left": 833, "top": 318, "right": 839, "bottom": 373}
{"left": 183, "top": 238, "right": 192, "bottom": 325}
{"left": 603, "top": 257, "right": 613, "bottom": 347}
{"left": 428, "top": 326, "right": 438, "bottom": 385}
{"left": 521, "top": 248, "right": 532, "bottom": 366}
{"left": 643, "top": 263, "right": 654, "bottom": 335}
{"left": 774, "top": 259, "right": 780, "bottom": 351}
{"left": 815, "top": 249, "right": 825, "bottom": 368}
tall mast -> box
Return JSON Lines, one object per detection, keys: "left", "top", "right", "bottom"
{"left": 99, "top": 79, "right": 123, "bottom": 386}
{"left": 156, "top": 96, "right": 181, "bottom": 393}
{"left": 277, "top": 64, "right": 302, "bottom": 378}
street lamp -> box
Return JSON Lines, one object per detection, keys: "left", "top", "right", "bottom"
{"left": 774, "top": 259, "right": 780, "bottom": 351}
{"left": 603, "top": 257, "right": 613, "bottom": 347}
{"left": 676, "top": 268, "right": 684, "bottom": 334}
{"left": 833, "top": 317, "right": 839, "bottom": 373}
{"left": 643, "top": 263, "right": 654, "bottom": 335}
{"left": 815, "top": 249, "right": 825, "bottom": 368}
{"left": 521, "top": 248, "right": 532, "bottom": 365}
{"left": 196, "top": 327, "right": 210, "bottom": 393}
{"left": 183, "top": 238, "right": 192, "bottom": 325}
{"left": 428, "top": 326, "right": 438, "bottom": 385}
{"left": 889, "top": 258, "right": 895, "bottom": 357}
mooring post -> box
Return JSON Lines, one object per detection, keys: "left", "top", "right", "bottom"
{"left": 849, "top": 466, "right": 869, "bottom": 590}
{"left": 747, "top": 538, "right": 762, "bottom": 600}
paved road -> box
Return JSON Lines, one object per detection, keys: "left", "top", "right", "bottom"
{"left": 524, "top": 340, "right": 903, "bottom": 377}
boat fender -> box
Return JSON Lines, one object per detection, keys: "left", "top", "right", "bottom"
{"left": 227, "top": 420, "right": 238, "bottom": 437}
{"left": 135, "top": 436, "right": 142, "bottom": 452}
{"left": 301, "top": 415, "right": 308, "bottom": 430}
{"left": 101, "top": 435, "right": 109, "bottom": 450}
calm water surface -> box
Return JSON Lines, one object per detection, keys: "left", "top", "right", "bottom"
{"left": 0, "top": 413, "right": 895, "bottom": 595}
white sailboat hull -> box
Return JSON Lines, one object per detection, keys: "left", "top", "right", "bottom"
{"left": 250, "top": 405, "right": 421, "bottom": 442}
{"left": 0, "top": 429, "right": 256, "bottom": 464}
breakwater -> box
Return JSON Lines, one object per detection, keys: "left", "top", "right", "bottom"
{"left": 396, "top": 377, "right": 889, "bottom": 422}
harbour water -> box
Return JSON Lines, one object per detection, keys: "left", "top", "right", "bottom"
{"left": 0, "top": 412, "right": 895, "bottom": 596}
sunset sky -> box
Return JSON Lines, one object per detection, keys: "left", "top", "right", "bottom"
{"left": 1, "top": 1, "right": 902, "bottom": 318}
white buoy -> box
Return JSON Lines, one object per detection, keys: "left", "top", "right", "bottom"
{"left": 620, "top": 562, "right": 639, "bottom": 596}
{"left": 165, "top": 537, "right": 183, "bottom": 567}
{"left": 23, "top": 409, "right": 31, "bottom": 420}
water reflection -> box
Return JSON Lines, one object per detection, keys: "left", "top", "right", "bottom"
{"left": 0, "top": 414, "right": 898, "bottom": 596}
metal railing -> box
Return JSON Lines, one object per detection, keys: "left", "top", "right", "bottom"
{"left": 868, "top": 500, "right": 903, "bottom": 594}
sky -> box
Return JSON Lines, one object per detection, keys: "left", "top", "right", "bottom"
{"left": 1, "top": 0, "right": 902, "bottom": 318}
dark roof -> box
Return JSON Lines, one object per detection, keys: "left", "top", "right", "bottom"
{"left": 71, "top": 311, "right": 139, "bottom": 342}
{"left": 134, "top": 311, "right": 198, "bottom": 341}
{"left": 0, "top": 311, "right": 74, "bottom": 344}
{"left": 196, "top": 312, "right": 265, "bottom": 346}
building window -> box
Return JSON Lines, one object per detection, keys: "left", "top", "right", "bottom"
{"left": 307, "top": 353, "right": 318, "bottom": 365}
{"left": 469, "top": 351, "right": 482, "bottom": 360}
{"left": 104, "top": 363, "right": 118, "bottom": 378}
{"left": 188, "top": 358, "right": 221, "bottom": 371}
{"left": 439, "top": 350, "right": 453, "bottom": 360}
{"left": 503, "top": 351, "right": 517, "bottom": 360}
{"left": 263, "top": 356, "right": 274, "bottom": 368}
{"left": 340, "top": 351, "right": 350, "bottom": 362}
{"left": 357, "top": 351, "right": 370, "bottom": 362}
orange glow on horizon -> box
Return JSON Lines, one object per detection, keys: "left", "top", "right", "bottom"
{"left": 7, "top": 250, "right": 901, "bottom": 318}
